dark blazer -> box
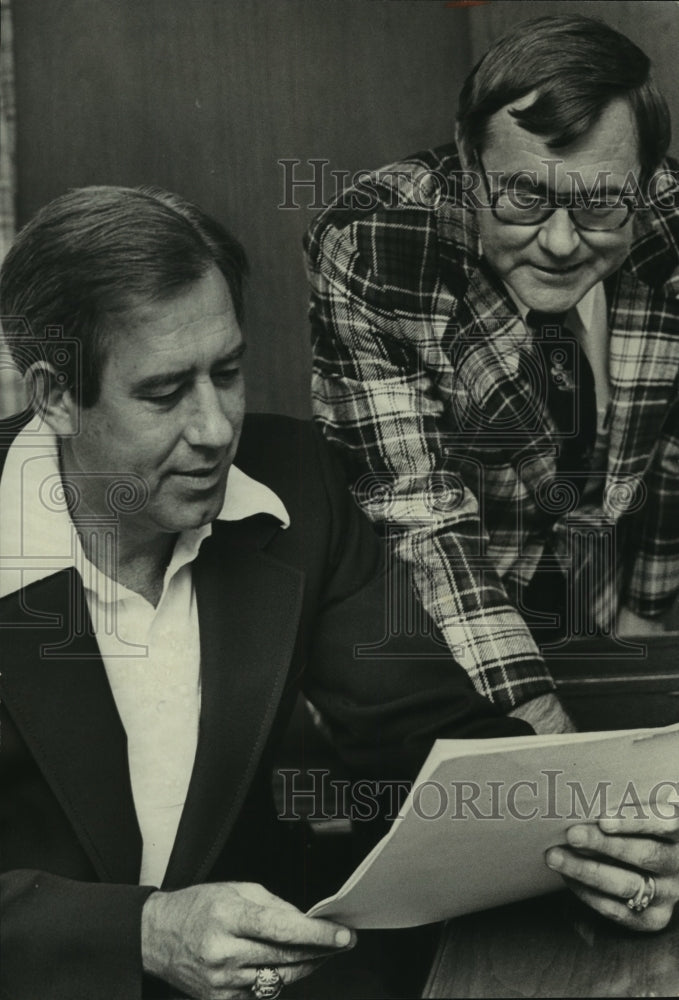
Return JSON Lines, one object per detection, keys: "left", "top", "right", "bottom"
{"left": 0, "top": 413, "right": 530, "bottom": 1000}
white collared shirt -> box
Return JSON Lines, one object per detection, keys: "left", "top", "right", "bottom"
{"left": 0, "top": 416, "right": 290, "bottom": 886}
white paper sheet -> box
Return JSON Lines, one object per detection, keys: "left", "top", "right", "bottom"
{"left": 308, "top": 724, "right": 679, "bottom": 928}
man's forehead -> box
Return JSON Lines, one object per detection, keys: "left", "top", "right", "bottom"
{"left": 119, "top": 268, "right": 236, "bottom": 330}
{"left": 101, "top": 269, "right": 242, "bottom": 378}
{"left": 483, "top": 93, "right": 641, "bottom": 180}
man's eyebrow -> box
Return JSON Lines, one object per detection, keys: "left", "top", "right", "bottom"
{"left": 131, "top": 342, "right": 246, "bottom": 393}
{"left": 214, "top": 341, "right": 247, "bottom": 365}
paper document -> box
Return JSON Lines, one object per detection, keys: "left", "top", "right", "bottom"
{"left": 308, "top": 723, "right": 679, "bottom": 928}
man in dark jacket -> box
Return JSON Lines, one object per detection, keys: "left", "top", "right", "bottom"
{"left": 0, "top": 185, "right": 530, "bottom": 999}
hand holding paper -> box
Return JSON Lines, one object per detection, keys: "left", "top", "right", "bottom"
{"left": 308, "top": 725, "right": 679, "bottom": 932}
{"left": 546, "top": 786, "right": 679, "bottom": 931}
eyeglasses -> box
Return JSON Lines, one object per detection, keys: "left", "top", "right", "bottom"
{"left": 476, "top": 153, "right": 634, "bottom": 232}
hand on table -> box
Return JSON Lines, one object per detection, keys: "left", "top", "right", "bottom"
{"left": 545, "top": 794, "right": 679, "bottom": 932}
{"left": 141, "top": 881, "right": 355, "bottom": 999}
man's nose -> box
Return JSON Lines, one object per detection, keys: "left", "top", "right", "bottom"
{"left": 537, "top": 208, "right": 581, "bottom": 258}
{"left": 184, "top": 383, "right": 236, "bottom": 450}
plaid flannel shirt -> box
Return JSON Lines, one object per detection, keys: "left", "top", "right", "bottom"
{"left": 305, "top": 145, "right": 679, "bottom": 711}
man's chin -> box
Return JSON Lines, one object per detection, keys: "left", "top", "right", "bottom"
{"left": 161, "top": 487, "right": 228, "bottom": 534}
{"left": 511, "top": 275, "right": 592, "bottom": 315}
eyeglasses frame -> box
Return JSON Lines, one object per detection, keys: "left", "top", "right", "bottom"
{"left": 474, "top": 151, "right": 635, "bottom": 233}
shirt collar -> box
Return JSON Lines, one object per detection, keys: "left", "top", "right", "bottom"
{"left": 0, "top": 416, "right": 290, "bottom": 601}
{"left": 217, "top": 464, "right": 290, "bottom": 527}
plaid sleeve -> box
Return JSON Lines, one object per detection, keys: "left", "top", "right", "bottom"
{"left": 305, "top": 209, "right": 555, "bottom": 711}
{"left": 624, "top": 381, "right": 679, "bottom": 618}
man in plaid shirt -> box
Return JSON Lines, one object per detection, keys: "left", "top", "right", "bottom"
{"left": 306, "top": 15, "right": 679, "bottom": 733}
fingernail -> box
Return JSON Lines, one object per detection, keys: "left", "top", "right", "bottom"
{"left": 335, "top": 928, "right": 352, "bottom": 947}
{"left": 599, "top": 817, "right": 619, "bottom": 832}
{"left": 546, "top": 848, "right": 563, "bottom": 870}
{"left": 567, "top": 827, "right": 586, "bottom": 847}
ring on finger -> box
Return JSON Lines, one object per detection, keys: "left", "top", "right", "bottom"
{"left": 626, "top": 874, "right": 656, "bottom": 913}
{"left": 252, "top": 965, "right": 283, "bottom": 999}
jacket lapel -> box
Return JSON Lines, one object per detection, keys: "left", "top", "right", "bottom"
{"left": 1, "top": 569, "right": 142, "bottom": 883}
{"left": 163, "top": 529, "right": 304, "bottom": 888}
{"left": 462, "top": 269, "right": 559, "bottom": 498}
{"left": 436, "top": 208, "right": 555, "bottom": 492}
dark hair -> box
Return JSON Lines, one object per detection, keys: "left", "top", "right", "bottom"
{"left": 0, "top": 185, "right": 249, "bottom": 407}
{"left": 456, "top": 15, "right": 671, "bottom": 178}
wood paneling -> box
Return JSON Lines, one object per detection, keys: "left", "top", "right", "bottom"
{"left": 11, "top": 0, "right": 472, "bottom": 416}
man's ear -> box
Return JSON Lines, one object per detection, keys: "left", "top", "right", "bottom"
{"left": 27, "top": 362, "right": 79, "bottom": 436}
{"left": 455, "top": 123, "right": 476, "bottom": 174}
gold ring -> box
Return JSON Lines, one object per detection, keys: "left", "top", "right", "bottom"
{"left": 626, "top": 874, "right": 656, "bottom": 913}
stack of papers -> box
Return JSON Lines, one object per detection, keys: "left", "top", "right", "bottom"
{"left": 308, "top": 724, "right": 679, "bottom": 928}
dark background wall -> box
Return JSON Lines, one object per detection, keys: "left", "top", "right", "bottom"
{"left": 9, "top": 0, "right": 679, "bottom": 417}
